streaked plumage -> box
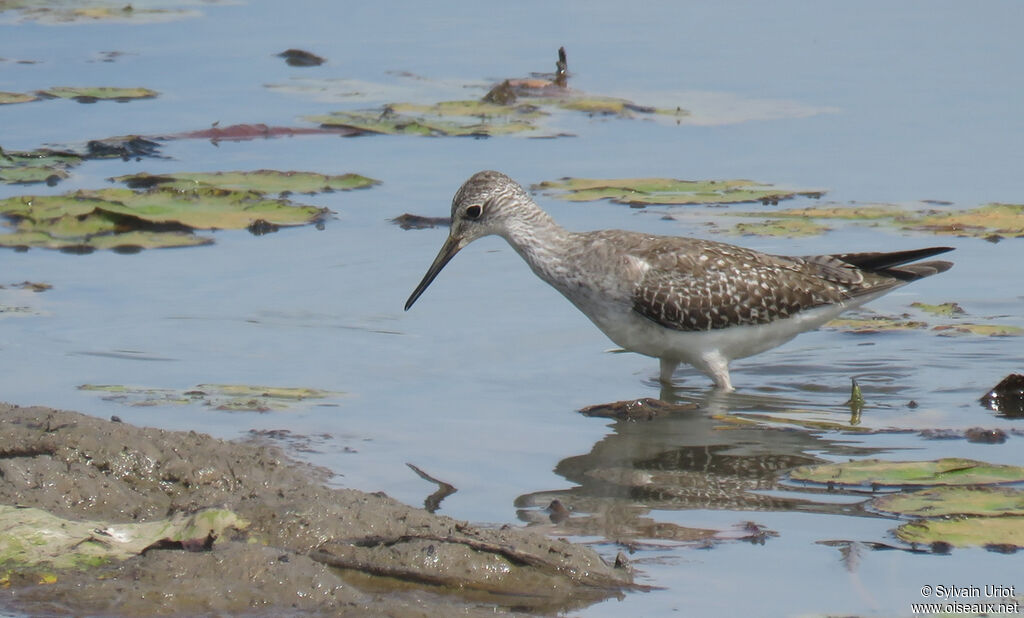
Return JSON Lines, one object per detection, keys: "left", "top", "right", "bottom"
{"left": 405, "top": 171, "right": 954, "bottom": 391}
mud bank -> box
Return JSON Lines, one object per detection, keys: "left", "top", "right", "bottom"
{"left": 0, "top": 403, "right": 632, "bottom": 616}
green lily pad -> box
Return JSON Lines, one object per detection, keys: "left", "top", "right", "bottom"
{"left": 731, "top": 204, "right": 905, "bottom": 221}
{"left": 37, "top": 86, "right": 159, "bottom": 103}
{"left": 790, "top": 458, "right": 1024, "bottom": 487}
{"left": 111, "top": 170, "right": 379, "bottom": 194}
{"left": 731, "top": 218, "right": 829, "bottom": 237}
{"left": 3, "top": 2, "right": 201, "bottom": 25}
{"left": 0, "top": 229, "right": 212, "bottom": 252}
{"left": 0, "top": 148, "right": 82, "bottom": 186}
{"left": 735, "top": 202, "right": 1024, "bottom": 239}
{"left": 873, "top": 486, "right": 1024, "bottom": 518}
{"left": 534, "top": 177, "right": 825, "bottom": 206}
{"left": 906, "top": 203, "right": 1024, "bottom": 238}
{"left": 0, "top": 505, "right": 246, "bottom": 570}
{"left": 932, "top": 323, "right": 1024, "bottom": 337}
{"left": 0, "top": 185, "right": 330, "bottom": 251}
{"left": 826, "top": 316, "right": 930, "bottom": 333}
{"left": 306, "top": 109, "right": 540, "bottom": 137}
{"left": 0, "top": 91, "right": 37, "bottom": 105}
{"left": 895, "top": 516, "right": 1024, "bottom": 548}
{"left": 910, "top": 301, "right": 965, "bottom": 317}
{"left": 79, "top": 383, "right": 343, "bottom": 411}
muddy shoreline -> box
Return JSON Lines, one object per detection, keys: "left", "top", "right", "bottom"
{"left": 0, "top": 403, "right": 632, "bottom": 616}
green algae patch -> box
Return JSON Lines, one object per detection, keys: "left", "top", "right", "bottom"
{"left": 790, "top": 458, "right": 1024, "bottom": 488}
{"left": 873, "top": 486, "right": 1024, "bottom": 518}
{"left": 80, "top": 383, "right": 344, "bottom": 412}
{"left": 731, "top": 218, "right": 829, "bottom": 237}
{"left": 0, "top": 91, "right": 37, "bottom": 105}
{"left": 895, "top": 516, "right": 1024, "bottom": 549}
{"left": 534, "top": 177, "right": 824, "bottom": 206}
{"left": 0, "top": 506, "right": 247, "bottom": 570}
{"left": 112, "top": 170, "right": 380, "bottom": 195}
{"left": 37, "top": 87, "right": 159, "bottom": 103}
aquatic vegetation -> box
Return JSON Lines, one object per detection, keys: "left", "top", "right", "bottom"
{"left": 0, "top": 91, "right": 37, "bottom": 105}
{"left": 111, "top": 170, "right": 379, "bottom": 195}
{"left": 789, "top": 458, "right": 1024, "bottom": 487}
{"left": 0, "top": 168, "right": 380, "bottom": 251}
{"left": 37, "top": 86, "right": 159, "bottom": 103}
{"left": 534, "top": 177, "right": 824, "bottom": 206}
{"left": 79, "top": 383, "right": 344, "bottom": 412}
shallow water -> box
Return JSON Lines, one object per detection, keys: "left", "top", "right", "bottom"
{"left": 2, "top": 1, "right": 1024, "bottom": 615}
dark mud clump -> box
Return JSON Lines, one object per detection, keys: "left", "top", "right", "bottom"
{"left": 980, "top": 374, "right": 1024, "bottom": 417}
{"left": 0, "top": 403, "right": 632, "bottom": 616}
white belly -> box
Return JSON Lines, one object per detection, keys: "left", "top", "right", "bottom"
{"left": 579, "top": 296, "right": 873, "bottom": 364}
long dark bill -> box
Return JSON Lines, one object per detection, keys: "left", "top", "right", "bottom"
{"left": 404, "top": 235, "right": 464, "bottom": 311}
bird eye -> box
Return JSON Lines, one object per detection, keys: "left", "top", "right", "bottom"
{"left": 465, "top": 204, "right": 483, "bottom": 219}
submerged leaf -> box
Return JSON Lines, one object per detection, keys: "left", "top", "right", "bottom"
{"left": 790, "top": 458, "right": 1024, "bottom": 487}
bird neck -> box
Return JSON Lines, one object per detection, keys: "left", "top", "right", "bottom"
{"left": 498, "top": 204, "right": 575, "bottom": 285}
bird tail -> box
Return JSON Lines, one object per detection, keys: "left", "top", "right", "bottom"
{"left": 833, "top": 246, "right": 954, "bottom": 282}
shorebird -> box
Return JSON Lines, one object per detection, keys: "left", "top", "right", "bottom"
{"left": 404, "top": 171, "right": 954, "bottom": 391}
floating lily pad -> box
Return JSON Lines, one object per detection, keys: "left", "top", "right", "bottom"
{"left": 731, "top": 204, "right": 905, "bottom": 221}
{"left": 0, "top": 505, "right": 246, "bottom": 570}
{"left": 873, "top": 486, "right": 1024, "bottom": 518}
{"left": 910, "top": 301, "right": 965, "bottom": 317}
{"left": 79, "top": 383, "right": 344, "bottom": 412}
{"left": 534, "top": 177, "right": 825, "bottom": 206}
{"left": 37, "top": 86, "right": 159, "bottom": 103}
{"left": 0, "top": 91, "right": 37, "bottom": 105}
{"left": 895, "top": 516, "right": 1024, "bottom": 548}
{"left": 906, "top": 203, "right": 1024, "bottom": 238}
{"left": 111, "top": 170, "right": 379, "bottom": 194}
{"left": 0, "top": 185, "right": 330, "bottom": 251}
{"left": 731, "top": 218, "right": 829, "bottom": 237}
{"left": 826, "top": 316, "right": 929, "bottom": 333}
{"left": 0, "top": 147, "right": 82, "bottom": 186}
{"left": 4, "top": 3, "right": 200, "bottom": 25}
{"left": 306, "top": 108, "right": 540, "bottom": 137}
{"left": 171, "top": 123, "right": 362, "bottom": 141}
{"left": 734, "top": 202, "right": 1024, "bottom": 239}
{"left": 932, "top": 323, "right": 1024, "bottom": 337}
{"left": 790, "top": 458, "right": 1024, "bottom": 487}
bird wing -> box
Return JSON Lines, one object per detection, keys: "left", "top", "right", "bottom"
{"left": 625, "top": 238, "right": 869, "bottom": 332}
